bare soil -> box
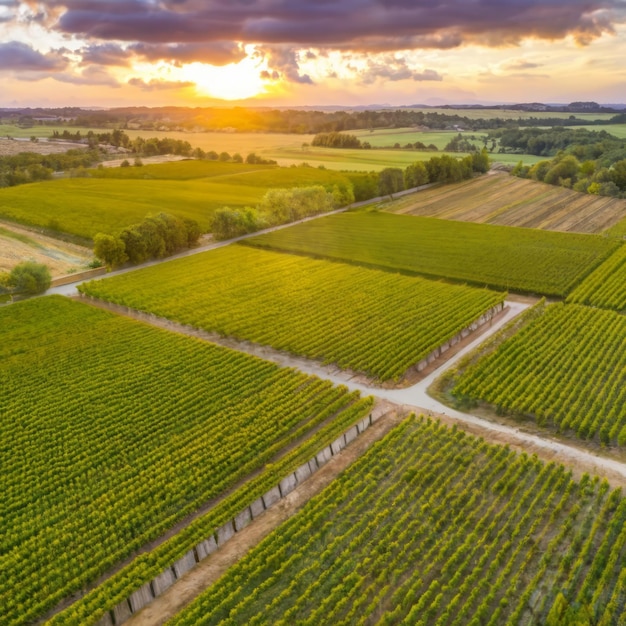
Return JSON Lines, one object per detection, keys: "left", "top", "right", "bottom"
{"left": 0, "top": 220, "right": 93, "bottom": 276}
{"left": 0, "top": 137, "right": 80, "bottom": 157}
{"left": 98, "top": 154, "right": 190, "bottom": 168}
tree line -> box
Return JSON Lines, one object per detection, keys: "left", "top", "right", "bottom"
{"left": 511, "top": 154, "right": 626, "bottom": 198}
{"left": 34, "top": 105, "right": 626, "bottom": 134}
{"left": 0, "top": 149, "right": 100, "bottom": 187}
{"left": 93, "top": 212, "right": 201, "bottom": 269}
{"left": 211, "top": 185, "right": 351, "bottom": 240}
{"left": 378, "top": 150, "right": 490, "bottom": 197}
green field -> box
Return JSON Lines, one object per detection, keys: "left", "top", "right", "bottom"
{"left": 452, "top": 303, "right": 626, "bottom": 445}
{"left": 244, "top": 212, "right": 618, "bottom": 296}
{"left": 169, "top": 416, "right": 626, "bottom": 626}
{"left": 607, "top": 214, "right": 626, "bottom": 237}
{"left": 381, "top": 173, "right": 626, "bottom": 234}
{"left": 263, "top": 144, "right": 542, "bottom": 170}
{"left": 568, "top": 123, "right": 626, "bottom": 139}
{"left": 567, "top": 245, "right": 626, "bottom": 312}
{"left": 0, "top": 296, "right": 371, "bottom": 625}
{"left": 87, "top": 159, "right": 274, "bottom": 179}
{"left": 0, "top": 162, "right": 356, "bottom": 238}
{"left": 351, "top": 127, "right": 483, "bottom": 149}
{"left": 78, "top": 245, "right": 504, "bottom": 381}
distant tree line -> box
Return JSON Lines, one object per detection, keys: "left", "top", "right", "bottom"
{"left": 93, "top": 212, "right": 201, "bottom": 269}
{"left": 35, "top": 105, "right": 626, "bottom": 134}
{"left": 488, "top": 127, "right": 626, "bottom": 159}
{"left": 511, "top": 154, "right": 626, "bottom": 199}
{"left": 0, "top": 149, "right": 100, "bottom": 187}
{"left": 379, "top": 150, "right": 491, "bottom": 197}
{"left": 211, "top": 185, "right": 353, "bottom": 240}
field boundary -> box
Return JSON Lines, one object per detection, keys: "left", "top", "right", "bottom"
{"left": 77, "top": 295, "right": 504, "bottom": 386}
{"left": 90, "top": 405, "right": 392, "bottom": 626}
{"left": 51, "top": 267, "right": 106, "bottom": 286}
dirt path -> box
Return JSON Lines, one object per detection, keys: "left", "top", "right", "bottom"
{"left": 125, "top": 407, "right": 407, "bottom": 626}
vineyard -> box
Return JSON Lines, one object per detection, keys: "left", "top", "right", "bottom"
{"left": 244, "top": 212, "right": 618, "bottom": 296}
{"left": 0, "top": 296, "right": 372, "bottom": 625}
{"left": 0, "top": 162, "right": 357, "bottom": 238}
{"left": 383, "top": 172, "right": 626, "bottom": 234}
{"left": 451, "top": 303, "right": 626, "bottom": 445}
{"left": 168, "top": 417, "right": 626, "bottom": 626}
{"left": 567, "top": 244, "right": 626, "bottom": 312}
{"left": 78, "top": 245, "right": 505, "bottom": 382}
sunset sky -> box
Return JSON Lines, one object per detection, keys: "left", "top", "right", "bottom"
{"left": 1, "top": 0, "right": 625, "bottom": 108}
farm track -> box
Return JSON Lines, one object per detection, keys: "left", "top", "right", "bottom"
{"left": 78, "top": 294, "right": 626, "bottom": 489}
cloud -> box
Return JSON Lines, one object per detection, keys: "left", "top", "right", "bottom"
{"left": 258, "top": 45, "right": 313, "bottom": 84}
{"left": 0, "top": 40, "right": 68, "bottom": 72}
{"left": 80, "top": 43, "right": 130, "bottom": 66}
{"left": 127, "top": 76, "right": 195, "bottom": 91}
{"left": 129, "top": 42, "right": 246, "bottom": 66}
{"left": 43, "top": 0, "right": 625, "bottom": 52}
{"left": 359, "top": 56, "right": 443, "bottom": 85}
{"left": 503, "top": 59, "right": 543, "bottom": 71}
{"left": 0, "top": 0, "right": 19, "bottom": 23}
{"left": 54, "top": 65, "right": 121, "bottom": 86}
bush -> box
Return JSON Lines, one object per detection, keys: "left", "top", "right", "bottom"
{"left": 8, "top": 261, "right": 51, "bottom": 295}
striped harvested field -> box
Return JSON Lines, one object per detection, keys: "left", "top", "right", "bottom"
{"left": 386, "top": 172, "right": 626, "bottom": 234}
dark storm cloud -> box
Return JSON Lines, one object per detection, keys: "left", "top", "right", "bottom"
{"left": 0, "top": 40, "right": 68, "bottom": 71}
{"left": 42, "top": 0, "right": 625, "bottom": 50}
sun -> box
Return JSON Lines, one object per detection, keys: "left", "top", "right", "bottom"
{"left": 182, "top": 57, "right": 267, "bottom": 100}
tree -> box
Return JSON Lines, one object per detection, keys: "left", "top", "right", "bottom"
{"left": 8, "top": 261, "right": 51, "bottom": 295}
{"left": 404, "top": 162, "right": 429, "bottom": 188}
{"left": 378, "top": 168, "right": 404, "bottom": 197}
{"left": 94, "top": 233, "right": 127, "bottom": 269}
{"left": 610, "top": 158, "right": 626, "bottom": 191}
{"left": 543, "top": 155, "right": 580, "bottom": 186}
{"left": 471, "top": 148, "right": 491, "bottom": 173}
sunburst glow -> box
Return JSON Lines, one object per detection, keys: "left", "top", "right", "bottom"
{"left": 182, "top": 57, "right": 267, "bottom": 100}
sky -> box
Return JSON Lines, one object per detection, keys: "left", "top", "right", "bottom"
{"left": 0, "top": 0, "right": 625, "bottom": 108}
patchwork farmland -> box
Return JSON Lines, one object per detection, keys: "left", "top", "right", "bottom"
{"left": 383, "top": 172, "right": 626, "bottom": 234}
{"left": 3, "top": 150, "right": 626, "bottom": 626}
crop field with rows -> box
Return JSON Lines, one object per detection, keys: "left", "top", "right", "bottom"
{"left": 78, "top": 245, "right": 505, "bottom": 382}
{"left": 567, "top": 244, "right": 626, "bottom": 312}
{"left": 0, "top": 162, "right": 357, "bottom": 238}
{"left": 383, "top": 173, "right": 626, "bottom": 234}
{"left": 452, "top": 303, "right": 626, "bottom": 445}
{"left": 0, "top": 296, "right": 372, "bottom": 625}
{"left": 169, "top": 417, "right": 626, "bottom": 626}
{"left": 244, "top": 212, "right": 618, "bottom": 296}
